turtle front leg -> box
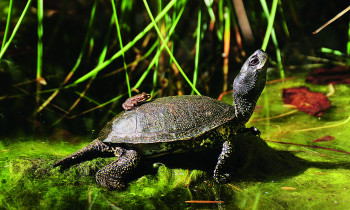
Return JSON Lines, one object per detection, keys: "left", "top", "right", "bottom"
{"left": 213, "top": 140, "right": 234, "bottom": 183}
{"left": 96, "top": 147, "right": 140, "bottom": 190}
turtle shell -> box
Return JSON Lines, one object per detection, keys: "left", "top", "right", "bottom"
{"left": 99, "top": 95, "right": 238, "bottom": 144}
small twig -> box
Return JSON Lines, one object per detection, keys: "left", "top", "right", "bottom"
{"left": 52, "top": 78, "right": 95, "bottom": 125}
{"left": 227, "top": 183, "right": 242, "bottom": 192}
{"left": 14, "top": 85, "right": 69, "bottom": 114}
{"left": 185, "top": 200, "right": 225, "bottom": 204}
{"left": 217, "top": 90, "right": 232, "bottom": 101}
{"left": 313, "top": 6, "right": 350, "bottom": 34}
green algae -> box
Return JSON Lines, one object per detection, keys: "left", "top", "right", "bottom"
{"left": 1, "top": 76, "right": 350, "bottom": 209}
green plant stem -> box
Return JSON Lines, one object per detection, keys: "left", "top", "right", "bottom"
{"left": 142, "top": 0, "right": 201, "bottom": 95}
{"left": 37, "top": 0, "right": 44, "bottom": 79}
{"left": 37, "top": 41, "right": 159, "bottom": 96}
{"left": 191, "top": 4, "right": 201, "bottom": 95}
{"left": 260, "top": 0, "right": 285, "bottom": 79}
{"left": 71, "top": 0, "right": 178, "bottom": 87}
{"left": 0, "top": 0, "right": 32, "bottom": 59}
{"left": 111, "top": 0, "right": 131, "bottom": 97}
{"left": 52, "top": 16, "right": 116, "bottom": 125}
{"left": 150, "top": 0, "right": 163, "bottom": 96}
{"left": 133, "top": 6, "right": 185, "bottom": 91}
{"left": 69, "top": 0, "right": 98, "bottom": 77}
{"left": 204, "top": 0, "right": 222, "bottom": 40}
{"left": 261, "top": 0, "right": 278, "bottom": 51}
{"left": 34, "top": 0, "right": 98, "bottom": 114}
{"left": 1, "top": 0, "right": 13, "bottom": 51}
{"left": 36, "top": 0, "right": 44, "bottom": 105}
{"left": 278, "top": 0, "right": 290, "bottom": 38}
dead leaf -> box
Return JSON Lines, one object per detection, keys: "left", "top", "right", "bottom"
{"left": 282, "top": 87, "right": 330, "bottom": 117}
{"left": 306, "top": 66, "right": 350, "bottom": 85}
{"left": 313, "top": 135, "right": 335, "bottom": 142}
{"left": 36, "top": 77, "right": 47, "bottom": 85}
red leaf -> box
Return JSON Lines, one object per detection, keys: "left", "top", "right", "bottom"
{"left": 282, "top": 87, "right": 330, "bottom": 116}
{"left": 306, "top": 66, "right": 350, "bottom": 85}
{"left": 313, "top": 135, "right": 335, "bottom": 142}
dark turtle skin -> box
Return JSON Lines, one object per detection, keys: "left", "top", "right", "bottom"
{"left": 53, "top": 49, "right": 268, "bottom": 190}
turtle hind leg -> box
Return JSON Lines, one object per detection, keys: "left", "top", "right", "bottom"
{"left": 213, "top": 140, "right": 234, "bottom": 183}
{"left": 53, "top": 139, "right": 112, "bottom": 168}
{"left": 96, "top": 148, "right": 140, "bottom": 190}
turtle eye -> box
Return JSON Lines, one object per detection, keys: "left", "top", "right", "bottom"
{"left": 249, "top": 55, "right": 260, "bottom": 66}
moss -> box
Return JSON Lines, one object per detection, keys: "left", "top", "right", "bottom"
{"left": 1, "top": 75, "right": 350, "bottom": 209}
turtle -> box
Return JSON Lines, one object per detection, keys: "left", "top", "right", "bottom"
{"left": 53, "top": 49, "right": 268, "bottom": 190}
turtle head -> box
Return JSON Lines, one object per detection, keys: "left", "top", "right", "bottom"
{"left": 232, "top": 49, "right": 268, "bottom": 121}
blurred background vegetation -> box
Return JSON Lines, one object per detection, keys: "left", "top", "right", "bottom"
{"left": 0, "top": 0, "right": 349, "bottom": 137}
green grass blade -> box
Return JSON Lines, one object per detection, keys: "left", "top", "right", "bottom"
{"left": 51, "top": 15, "right": 117, "bottom": 126}
{"left": 36, "top": 0, "right": 44, "bottom": 106}
{"left": 261, "top": 0, "right": 278, "bottom": 51}
{"left": 111, "top": 0, "right": 131, "bottom": 97}
{"left": 98, "top": 16, "right": 115, "bottom": 64}
{"left": 0, "top": 0, "right": 32, "bottom": 59}
{"left": 133, "top": 6, "right": 185, "bottom": 91}
{"left": 260, "top": 0, "right": 285, "bottom": 79}
{"left": 204, "top": 0, "right": 222, "bottom": 40}
{"left": 71, "top": 0, "right": 178, "bottom": 86}
{"left": 1, "top": 0, "right": 13, "bottom": 51}
{"left": 34, "top": 0, "right": 98, "bottom": 114}
{"left": 150, "top": 0, "right": 163, "bottom": 96}
{"left": 142, "top": 0, "right": 201, "bottom": 95}
{"left": 191, "top": 3, "right": 201, "bottom": 95}
{"left": 69, "top": 0, "right": 98, "bottom": 76}
{"left": 278, "top": 0, "right": 290, "bottom": 38}
{"left": 38, "top": 41, "right": 159, "bottom": 95}
{"left": 36, "top": 0, "right": 44, "bottom": 80}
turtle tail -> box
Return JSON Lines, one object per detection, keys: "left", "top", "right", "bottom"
{"left": 53, "top": 139, "right": 113, "bottom": 168}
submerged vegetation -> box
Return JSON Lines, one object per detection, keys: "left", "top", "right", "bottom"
{"left": 1, "top": 78, "right": 350, "bottom": 208}
{"left": 1, "top": 0, "right": 350, "bottom": 209}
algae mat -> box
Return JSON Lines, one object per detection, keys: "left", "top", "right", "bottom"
{"left": 1, "top": 77, "right": 350, "bottom": 209}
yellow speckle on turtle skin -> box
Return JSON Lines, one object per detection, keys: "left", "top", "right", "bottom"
{"left": 217, "top": 126, "right": 226, "bottom": 135}
{"left": 200, "top": 138, "right": 212, "bottom": 147}
{"left": 96, "top": 149, "right": 140, "bottom": 190}
{"left": 213, "top": 140, "right": 233, "bottom": 183}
